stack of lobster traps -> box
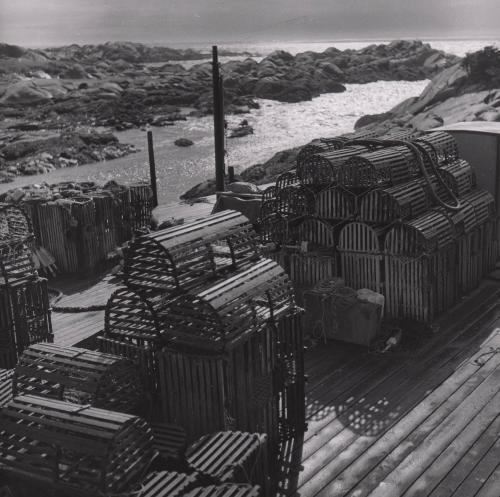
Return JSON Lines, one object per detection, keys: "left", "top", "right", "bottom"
{"left": 98, "top": 209, "right": 306, "bottom": 467}
{"left": 0, "top": 204, "right": 52, "bottom": 368}
{"left": 261, "top": 129, "right": 498, "bottom": 325}
{"left": 1, "top": 182, "right": 153, "bottom": 275}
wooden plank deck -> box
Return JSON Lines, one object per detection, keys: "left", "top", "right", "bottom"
{"left": 279, "top": 280, "right": 500, "bottom": 497}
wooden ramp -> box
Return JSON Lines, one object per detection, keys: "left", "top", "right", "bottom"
{"left": 280, "top": 280, "right": 500, "bottom": 497}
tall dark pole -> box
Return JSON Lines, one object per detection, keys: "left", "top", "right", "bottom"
{"left": 212, "top": 45, "right": 225, "bottom": 192}
{"left": 147, "top": 130, "right": 158, "bottom": 208}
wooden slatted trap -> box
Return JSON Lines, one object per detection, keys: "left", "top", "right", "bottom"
{"left": 259, "top": 213, "right": 291, "bottom": 246}
{"left": 297, "top": 145, "right": 369, "bottom": 187}
{"left": 0, "top": 395, "right": 156, "bottom": 495}
{"left": 435, "top": 200, "right": 480, "bottom": 295}
{"left": 275, "top": 170, "right": 299, "bottom": 191}
{"left": 294, "top": 218, "right": 337, "bottom": 248}
{"left": 0, "top": 369, "right": 13, "bottom": 407}
{"left": 184, "top": 484, "right": 261, "bottom": 497}
{"left": 296, "top": 137, "right": 349, "bottom": 171}
{"left": 438, "top": 159, "right": 475, "bottom": 197}
{"left": 415, "top": 131, "right": 459, "bottom": 163}
{"left": 13, "top": 343, "right": 143, "bottom": 414}
{"left": 160, "top": 259, "right": 293, "bottom": 351}
{"left": 461, "top": 189, "right": 498, "bottom": 276}
{"left": 274, "top": 184, "right": 314, "bottom": 219}
{"left": 0, "top": 243, "right": 37, "bottom": 288}
{"left": 274, "top": 308, "right": 306, "bottom": 441}
{"left": 101, "top": 287, "right": 168, "bottom": 392}
{"left": 159, "top": 325, "right": 277, "bottom": 449}
{"left": 385, "top": 210, "right": 457, "bottom": 323}
{"left": 0, "top": 204, "right": 33, "bottom": 246}
{"left": 314, "top": 186, "right": 357, "bottom": 221}
{"left": 338, "top": 147, "right": 411, "bottom": 190}
{"left": 358, "top": 179, "right": 430, "bottom": 224}
{"left": 124, "top": 210, "right": 260, "bottom": 293}
{"left": 0, "top": 276, "right": 53, "bottom": 369}
{"left": 379, "top": 128, "right": 421, "bottom": 142}
{"left": 131, "top": 471, "right": 200, "bottom": 497}
{"left": 186, "top": 431, "right": 268, "bottom": 493}
{"left": 338, "top": 222, "right": 388, "bottom": 293}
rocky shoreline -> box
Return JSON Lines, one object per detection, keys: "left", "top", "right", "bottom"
{"left": 0, "top": 39, "right": 457, "bottom": 182}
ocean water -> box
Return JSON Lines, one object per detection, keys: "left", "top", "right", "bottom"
{"left": 1, "top": 39, "right": 498, "bottom": 203}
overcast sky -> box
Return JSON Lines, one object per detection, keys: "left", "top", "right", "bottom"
{"left": 1, "top": 0, "right": 499, "bottom": 47}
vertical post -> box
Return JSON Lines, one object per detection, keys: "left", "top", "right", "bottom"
{"left": 228, "top": 166, "right": 235, "bottom": 183}
{"left": 147, "top": 130, "right": 158, "bottom": 208}
{"left": 212, "top": 45, "right": 225, "bottom": 192}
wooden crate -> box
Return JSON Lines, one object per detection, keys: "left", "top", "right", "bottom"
{"left": 0, "top": 395, "right": 156, "bottom": 495}
{"left": 358, "top": 179, "right": 430, "bottom": 223}
{"left": 131, "top": 471, "right": 200, "bottom": 497}
{"left": 338, "top": 147, "right": 411, "bottom": 190}
{"left": 0, "top": 369, "right": 13, "bottom": 407}
{"left": 13, "top": 343, "right": 143, "bottom": 414}
{"left": 384, "top": 210, "right": 457, "bottom": 323}
{"left": 297, "top": 146, "right": 369, "bottom": 187}
{"left": 314, "top": 186, "right": 357, "bottom": 221}
{"left": 184, "top": 485, "right": 261, "bottom": 497}
{"left": 337, "top": 222, "right": 387, "bottom": 293}
{"left": 186, "top": 431, "right": 269, "bottom": 493}
{"left": 159, "top": 326, "right": 278, "bottom": 452}
{"left": 415, "top": 131, "right": 459, "bottom": 163}
{"left": 124, "top": 210, "right": 261, "bottom": 293}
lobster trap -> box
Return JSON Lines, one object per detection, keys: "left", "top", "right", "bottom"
{"left": 438, "top": 159, "right": 476, "bottom": 197}
{"left": 0, "top": 204, "right": 33, "bottom": 246}
{"left": 338, "top": 147, "right": 412, "bottom": 190}
{"left": 384, "top": 209, "right": 457, "bottom": 323}
{"left": 0, "top": 395, "right": 155, "bottom": 495}
{"left": 297, "top": 146, "right": 370, "bottom": 187}
{"left": 358, "top": 179, "right": 430, "bottom": 224}
{"left": 337, "top": 222, "right": 388, "bottom": 293}
{"left": 13, "top": 343, "right": 143, "bottom": 413}
{"left": 414, "top": 131, "right": 459, "bottom": 164}
{"left": 124, "top": 210, "right": 260, "bottom": 294}
{"left": 314, "top": 186, "right": 357, "bottom": 221}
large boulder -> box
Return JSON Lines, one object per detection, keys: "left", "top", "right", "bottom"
{"left": 0, "top": 80, "right": 53, "bottom": 105}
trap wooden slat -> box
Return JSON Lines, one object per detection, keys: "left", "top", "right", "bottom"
{"left": 314, "top": 187, "right": 357, "bottom": 221}
{"left": 131, "top": 471, "right": 200, "bottom": 497}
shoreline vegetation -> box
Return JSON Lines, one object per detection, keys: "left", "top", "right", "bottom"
{"left": 0, "top": 40, "right": 499, "bottom": 201}
{"left": 1, "top": 40, "right": 456, "bottom": 184}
